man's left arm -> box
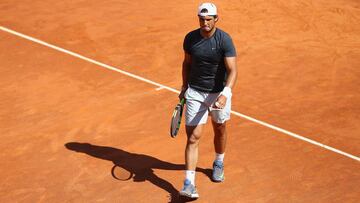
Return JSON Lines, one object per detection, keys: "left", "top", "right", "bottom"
{"left": 215, "top": 56, "right": 237, "bottom": 108}
{"left": 224, "top": 56, "right": 237, "bottom": 89}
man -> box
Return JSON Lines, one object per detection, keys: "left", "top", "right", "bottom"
{"left": 178, "top": 2, "right": 237, "bottom": 199}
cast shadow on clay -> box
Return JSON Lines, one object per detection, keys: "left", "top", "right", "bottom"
{"left": 65, "top": 142, "right": 211, "bottom": 203}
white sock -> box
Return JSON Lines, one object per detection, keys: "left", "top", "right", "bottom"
{"left": 215, "top": 153, "right": 225, "bottom": 162}
{"left": 185, "top": 170, "right": 196, "bottom": 185}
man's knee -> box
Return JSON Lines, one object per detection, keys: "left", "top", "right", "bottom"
{"left": 186, "top": 125, "right": 203, "bottom": 145}
{"left": 212, "top": 121, "right": 227, "bottom": 135}
{"left": 187, "top": 134, "right": 200, "bottom": 145}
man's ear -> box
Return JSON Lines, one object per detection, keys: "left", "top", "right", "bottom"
{"left": 215, "top": 16, "right": 219, "bottom": 22}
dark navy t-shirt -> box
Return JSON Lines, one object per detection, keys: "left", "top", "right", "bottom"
{"left": 183, "top": 28, "right": 236, "bottom": 93}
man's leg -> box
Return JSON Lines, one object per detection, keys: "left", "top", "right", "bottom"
{"left": 211, "top": 120, "right": 227, "bottom": 182}
{"left": 179, "top": 124, "right": 203, "bottom": 199}
{"left": 180, "top": 87, "right": 209, "bottom": 198}
{"left": 185, "top": 124, "right": 204, "bottom": 171}
{"left": 212, "top": 120, "right": 227, "bottom": 154}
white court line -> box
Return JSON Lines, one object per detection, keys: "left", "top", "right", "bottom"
{"left": 1, "top": 25, "right": 359, "bottom": 162}
{"left": 156, "top": 87, "right": 165, "bottom": 91}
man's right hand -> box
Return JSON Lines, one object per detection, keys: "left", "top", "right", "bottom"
{"left": 178, "top": 86, "right": 187, "bottom": 100}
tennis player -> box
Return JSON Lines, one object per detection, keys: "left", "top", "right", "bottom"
{"left": 178, "top": 2, "right": 237, "bottom": 199}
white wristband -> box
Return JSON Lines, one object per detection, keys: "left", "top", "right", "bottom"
{"left": 221, "top": 86, "right": 232, "bottom": 98}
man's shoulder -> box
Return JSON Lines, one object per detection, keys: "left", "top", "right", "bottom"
{"left": 215, "top": 28, "right": 232, "bottom": 39}
{"left": 185, "top": 29, "right": 200, "bottom": 38}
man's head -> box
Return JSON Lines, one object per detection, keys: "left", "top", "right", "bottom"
{"left": 197, "top": 3, "right": 218, "bottom": 33}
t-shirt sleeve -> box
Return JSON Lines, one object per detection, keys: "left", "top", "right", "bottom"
{"left": 222, "top": 34, "right": 236, "bottom": 57}
{"left": 183, "top": 33, "right": 191, "bottom": 54}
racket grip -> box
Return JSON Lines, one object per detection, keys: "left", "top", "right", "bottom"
{"left": 180, "top": 98, "right": 185, "bottom": 105}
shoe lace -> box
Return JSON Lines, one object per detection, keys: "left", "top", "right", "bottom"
{"left": 214, "top": 161, "right": 223, "bottom": 170}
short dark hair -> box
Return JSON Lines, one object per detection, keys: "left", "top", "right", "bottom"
{"left": 200, "top": 8, "right": 208, "bottom": 13}
{"left": 199, "top": 8, "right": 218, "bottom": 18}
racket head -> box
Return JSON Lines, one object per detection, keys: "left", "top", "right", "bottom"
{"left": 170, "top": 98, "right": 185, "bottom": 137}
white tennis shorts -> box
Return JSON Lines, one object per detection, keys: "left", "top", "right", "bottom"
{"left": 184, "top": 87, "right": 231, "bottom": 126}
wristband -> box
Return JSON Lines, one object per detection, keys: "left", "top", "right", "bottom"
{"left": 221, "top": 86, "right": 232, "bottom": 98}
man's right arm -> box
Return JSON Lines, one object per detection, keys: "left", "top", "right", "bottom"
{"left": 179, "top": 52, "right": 192, "bottom": 100}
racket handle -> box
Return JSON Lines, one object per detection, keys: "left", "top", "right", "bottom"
{"left": 180, "top": 98, "right": 185, "bottom": 105}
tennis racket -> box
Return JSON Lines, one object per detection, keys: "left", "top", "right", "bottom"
{"left": 170, "top": 98, "right": 185, "bottom": 138}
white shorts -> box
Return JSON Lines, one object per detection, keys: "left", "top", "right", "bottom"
{"left": 184, "top": 87, "right": 231, "bottom": 126}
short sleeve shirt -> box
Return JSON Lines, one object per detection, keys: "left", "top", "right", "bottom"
{"left": 183, "top": 28, "right": 236, "bottom": 93}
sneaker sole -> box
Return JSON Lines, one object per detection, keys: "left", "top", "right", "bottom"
{"left": 212, "top": 175, "right": 225, "bottom": 182}
{"left": 179, "top": 191, "right": 199, "bottom": 199}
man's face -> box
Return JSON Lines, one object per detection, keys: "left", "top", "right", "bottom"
{"left": 198, "top": 15, "right": 217, "bottom": 32}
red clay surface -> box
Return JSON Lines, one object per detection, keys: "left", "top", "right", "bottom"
{"left": 1, "top": 0, "right": 359, "bottom": 202}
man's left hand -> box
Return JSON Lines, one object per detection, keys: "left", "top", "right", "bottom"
{"left": 214, "top": 95, "right": 227, "bottom": 109}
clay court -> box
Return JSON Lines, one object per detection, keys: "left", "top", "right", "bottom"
{"left": 1, "top": 0, "right": 359, "bottom": 202}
